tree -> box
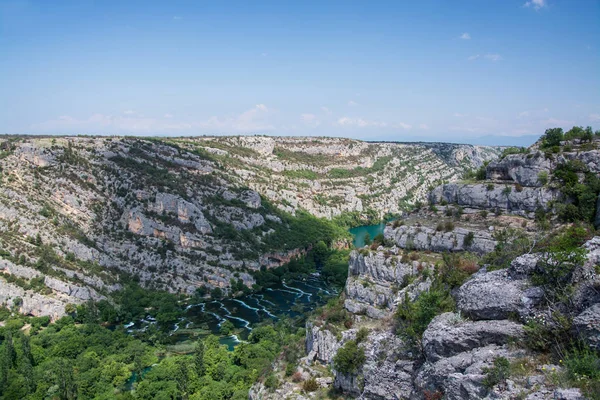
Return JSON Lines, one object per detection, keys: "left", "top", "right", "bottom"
{"left": 333, "top": 340, "right": 365, "bottom": 374}
{"left": 541, "top": 128, "right": 564, "bottom": 148}
{"left": 220, "top": 320, "right": 235, "bottom": 336}
{"left": 363, "top": 233, "right": 372, "bottom": 246}
{"left": 312, "top": 240, "right": 329, "bottom": 268}
{"left": 194, "top": 340, "right": 206, "bottom": 377}
{"left": 373, "top": 233, "right": 385, "bottom": 246}
{"left": 210, "top": 287, "right": 223, "bottom": 299}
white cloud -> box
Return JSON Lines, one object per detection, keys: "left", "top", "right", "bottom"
{"left": 172, "top": 16, "right": 183, "bottom": 20}
{"left": 460, "top": 33, "right": 471, "bottom": 40}
{"left": 454, "top": 113, "right": 468, "bottom": 117}
{"left": 484, "top": 54, "right": 502, "bottom": 62}
{"left": 301, "top": 113, "right": 321, "bottom": 127}
{"left": 518, "top": 111, "right": 530, "bottom": 118}
{"left": 347, "top": 100, "right": 358, "bottom": 107}
{"left": 321, "top": 106, "right": 332, "bottom": 114}
{"left": 541, "top": 117, "right": 573, "bottom": 126}
{"left": 261, "top": 52, "right": 268, "bottom": 57}
{"left": 32, "top": 104, "right": 277, "bottom": 134}
{"left": 395, "top": 122, "right": 412, "bottom": 130}
{"left": 336, "top": 117, "right": 387, "bottom": 128}
{"left": 524, "top": 0, "right": 546, "bottom": 10}
{"left": 164, "top": 113, "right": 173, "bottom": 119}
{"left": 123, "top": 110, "right": 135, "bottom": 115}
{"left": 469, "top": 54, "right": 502, "bottom": 62}
{"left": 419, "top": 124, "right": 430, "bottom": 130}
{"left": 589, "top": 113, "right": 600, "bottom": 122}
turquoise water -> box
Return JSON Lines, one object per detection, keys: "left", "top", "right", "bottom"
{"left": 125, "top": 274, "right": 337, "bottom": 348}
{"left": 349, "top": 221, "right": 387, "bottom": 247}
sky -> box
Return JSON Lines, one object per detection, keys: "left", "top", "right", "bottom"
{"left": 1, "top": 0, "right": 599, "bottom": 145}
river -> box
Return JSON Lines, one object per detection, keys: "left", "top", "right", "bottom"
{"left": 125, "top": 221, "right": 386, "bottom": 350}
{"left": 349, "top": 221, "right": 387, "bottom": 247}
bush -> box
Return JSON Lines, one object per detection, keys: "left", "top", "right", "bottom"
{"left": 482, "top": 357, "right": 510, "bottom": 388}
{"left": 541, "top": 128, "right": 564, "bottom": 149}
{"left": 463, "top": 232, "right": 475, "bottom": 247}
{"left": 563, "top": 346, "right": 600, "bottom": 399}
{"left": 333, "top": 340, "right": 366, "bottom": 374}
{"left": 537, "top": 171, "right": 549, "bottom": 186}
{"left": 302, "top": 376, "right": 319, "bottom": 392}
{"left": 486, "top": 183, "right": 495, "bottom": 191}
{"left": 355, "top": 327, "right": 369, "bottom": 344}
{"left": 264, "top": 373, "right": 280, "bottom": 389}
{"left": 444, "top": 221, "right": 454, "bottom": 232}
{"left": 395, "top": 287, "right": 455, "bottom": 342}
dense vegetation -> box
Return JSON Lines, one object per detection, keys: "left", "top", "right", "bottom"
{"left": 0, "top": 307, "right": 304, "bottom": 400}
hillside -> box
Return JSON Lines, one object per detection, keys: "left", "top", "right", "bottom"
{"left": 0, "top": 135, "right": 499, "bottom": 320}
{"left": 250, "top": 128, "right": 600, "bottom": 400}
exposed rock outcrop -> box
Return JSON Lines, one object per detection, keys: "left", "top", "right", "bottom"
{"left": 384, "top": 224, "right": 497, "bottom": 255}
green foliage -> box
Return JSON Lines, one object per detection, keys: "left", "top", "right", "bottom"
{"left": 395, "top": 287, "right": 455, "bottom": 343}
{"left": 484, "top": 228, "right": 532, "bottom": 271}
{"left": 499, "top": 147, "right": 528, "bottom": 160}
{"left": 537, "top": 171, "right": 549, "bottom": 186}
{"left": 333, "top": 340, "right": 366, "bottom": 374}
{"left": 463, "top": 231, "right": 475, "bottom": 247}
{"left": 553, "top": 160, "right": 600, "bottom": 224}
{"left": 355, "top": 327, "right": 369, "bottom": 344}
{"left": 465, "top": 164, "right": 487, "bottom": 181}
{"left": 540, "top": 128, "right": 564, "bottom": 149}
{"left": 302, "top": 376, "right": 319, "bottom": 392}
{"left": 482, "top": 357, "right": 511, "bottom": 389}
{"left": 563, "top": 346, "right": 600, "bottom": 399}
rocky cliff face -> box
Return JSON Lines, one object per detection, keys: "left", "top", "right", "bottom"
{"left": 430, "top": 139, "right": 600, "bottom": 218}
{"left": 0, "top": 136, "right": 500, "bottom": 318}
{"left": 290, "top": 235, "right": 599, "bottom": 399}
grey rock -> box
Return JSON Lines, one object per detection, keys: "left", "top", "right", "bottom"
{"left": 422, "top": 313, "right": 524, "bottom": 362}
{"left": 305, "top": 323, "right": 340, "bottom": 364}
{"left": 457, "top": 270, "right": 542, "bottom": 320}
{"left": 486, "top": 151, "right": 552, "bottom": 187}
{"left": 553, "top": 388, "right": 585, "bottom": 400}
{"left": 429, "top": 183, "right": 559, "bottom": 216}
{"left": 508, "top": 253, "right": 541, "bottom": 279}
{"left": 573, "top": 303, "right": 600, "bottom": 350}
{"left": 384, "top": 224, "right": 497, "bottom": 255}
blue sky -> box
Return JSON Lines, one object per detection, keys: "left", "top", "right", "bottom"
{"left": 1, "top": 0, "right": 599, "bottom": 145}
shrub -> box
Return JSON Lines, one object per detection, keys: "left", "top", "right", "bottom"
{"left": 482, "top": 357, "right": 511, "bottom": 388}
{"left": 333, "top": 340, "right": 366, "bottom": 374}
{"left": 264, "top": 373, "right": 279, "bottom": 389}
{"left": 302, "top": 377, "right": 319, "bottom": 392}
{"left": 537, "top": 171, "right": 549, "bottom": 186}
{"left": 355, "top": 327, "right": 369, "bottom": 344}
{"left": 291, "top": 371, "right": 304, "bottom": 383}
{"left": 515, "top": 183, "right": 523, "bottom": 192}
{"left": 463, "top": 232, "right": 475, "bottom": 247}
{"left": 395, "top": 287, "right": 455, "bottom": 342}
{"left": 480, "top": 210, "right": 488, "bottom": 219}
{"left": 444, "top": 221, "right": 454, "bottom": 232}
{"left": 486, "top": 183, "right": 495, "bottom": 191}
{"left": 435, "top": 222, "right": 444, "bottom": 232}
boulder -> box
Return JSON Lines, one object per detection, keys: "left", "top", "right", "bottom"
{"left": 573, "top": 303, "right": 600, "bottom": 350}
{"left": 457, "top": 270, "right": 543, "bottom": 320}
{"left": 422, "top": 313, "right": 524, "bottom": 362}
